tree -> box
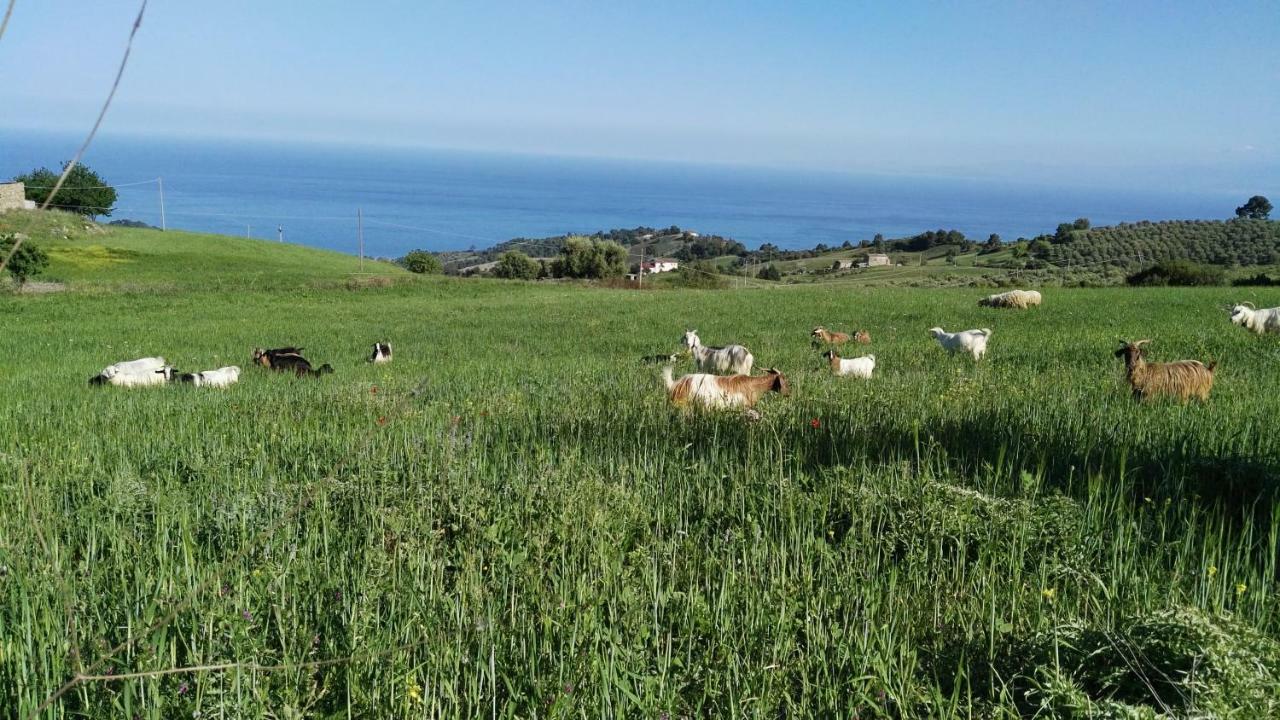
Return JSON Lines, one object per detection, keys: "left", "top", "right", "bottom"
{"left": 14, "top": 163, "right": 117, "bottom": 218}
{"left": 1072, "top": 217, "right": 1091, "bottom": 230}
{"left": 400, "top": 249, "right": 442, "bottom": 274}
{"left": 1235, "top": 195, "right": 1272, "bottom": 220}
{"left": 549, "top": 236, "right": 627, "bottom": 279}
{"left": 0, "top": 235, "right": 50, "bottom": 286}
{"left": 1055, "top": 223, "right": 1076, "bottom": 243}
{"left": 757, "top": 264, "right": 782, "bottom": 281}
{"left": 492, "top": 250, "right": 541, "bottom": 279}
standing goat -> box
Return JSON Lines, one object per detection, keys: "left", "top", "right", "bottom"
{"left": 1113, "top": 339, "right": 1215, "bottom": 402}
{"left": 682, "top": 330, "right": 754, "bottom": 375}
{"left": 1229, "top": 302, "right": 1280, "bottom": 335}
{"left": 662, "top": 366, "right": 789, "bottom": 409}
{"left": 928, "top": 327, "right": 992, "bottom": 361}
{"left": 822, "top": 350, "right": 876, "bottom": 378}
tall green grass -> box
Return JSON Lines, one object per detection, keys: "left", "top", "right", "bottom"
{"left": 1, "top": 281, "right": 1277, "bottom": 717}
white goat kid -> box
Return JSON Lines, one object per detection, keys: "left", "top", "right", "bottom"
{"left": 98, "top": 356, "right": 167, "bottom": 379}
{"left": 928, "top": 327, "right": 992, "bottom": 361}
{"left": 1229, "top": 302, "right": 1280, "bottom": 335}
{"left": 91, "top": 366, "right": 174, "bottom": 387}
{"left": 823, "top": 350, "right": 876, "bottom": 378}
{"left": 682, "top": 330, "right": 753, "bottom": 375}
{"left": 184, "top": 366, "right": 242, "bottom": 388}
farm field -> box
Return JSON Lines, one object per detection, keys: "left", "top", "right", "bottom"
{"left": 2, "top": 256, "right": 1279, "bottom": 715}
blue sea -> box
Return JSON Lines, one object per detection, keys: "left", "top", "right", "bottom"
{"left": 1, "top": 129, "right": 1244, "bottom": 258}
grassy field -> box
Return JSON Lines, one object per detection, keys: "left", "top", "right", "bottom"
{"left": 2, "top": 220, "right": 1279, "bottom": 717}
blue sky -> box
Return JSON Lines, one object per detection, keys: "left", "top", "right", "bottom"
{"left": 2, "top": 1, "right": 1277, "bottom": 192}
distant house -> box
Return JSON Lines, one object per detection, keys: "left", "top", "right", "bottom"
{"left": 857, "top": 254, "right": 891, "bottom": 268}
{"left": 641, "top": 258, "right": 679, "bottom": 274}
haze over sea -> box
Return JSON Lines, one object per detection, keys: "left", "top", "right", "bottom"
{"left": 2, "top": 129, "right": 1245, "bottom": 259}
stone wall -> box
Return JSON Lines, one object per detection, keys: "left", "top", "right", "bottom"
{"left": 0, "top": 182, "right": 26, "bottom": 212}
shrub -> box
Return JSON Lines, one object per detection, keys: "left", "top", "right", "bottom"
{"left": 756, "top": 264, "right": 782, "bottom": 281}
{"left": 0, "top": 234, "right": 50, "bottom": 286}
{"left": 1127, "top": 260, "right": 1225, "bottom": 286}
{"left": 549, "top": 237, "right": 627, "bottom": 279}
{"left": 1233, "top": 272, "right": 1280, "bottom": 286}
{"left": 674, "top": 261, "right": 729, "bottom": 289}
{"left": 399, "top": 250, "right": 443, "bottom": 274}
{"left": 492, "top": 250, "right": 540, "bottom": 280}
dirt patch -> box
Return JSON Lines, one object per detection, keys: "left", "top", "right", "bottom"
{"left": 19, "top": 281, "right": 67, "bottom": 294}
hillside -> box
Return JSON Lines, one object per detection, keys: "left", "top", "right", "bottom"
{"left": 1037, "top": 218, "right": 1280, "bottom": 270}
{"left": 0, "top": 209, "right": 408, "bottom": 290}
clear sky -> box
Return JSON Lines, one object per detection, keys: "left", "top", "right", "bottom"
{"left": 2, "top": 1, "right": 1277, "bottom": 192}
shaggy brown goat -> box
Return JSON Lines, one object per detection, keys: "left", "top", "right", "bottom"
{"left": 1114, "top": 339, "right": 1215, "bottom": 402}
{"left": 853, "top": 329, "right": 871, "bottom": 344}
{"left": 663, "top": 366, "right": 790, "bottom": 409}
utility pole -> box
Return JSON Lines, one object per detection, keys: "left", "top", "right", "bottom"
{"left": 358, "top": 207, "right": 364, "bottom": 272}
{"left": 157, "top": 177, "right": 166, "bottom": 231}
{"left": 638, "top": 245, "right": 644, "bottom": 288}
{"left": 246, "top": 224, "right": 251, "bottom": 239}
{"left": 278, "top": 225, "right": 283, "bottom": 243}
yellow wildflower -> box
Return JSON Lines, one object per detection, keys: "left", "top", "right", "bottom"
{"left": 1042, "top": 588, "right": 1056, "bottom": 602}
{"left": 1236, "top": 583, "right": 1247, "bottom": 595}
{"left": 1206, "top": 566, "right": 1217, "bottom": 578}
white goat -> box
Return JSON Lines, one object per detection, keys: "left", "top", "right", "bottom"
{"left": 928, "top": 327, "right": 992, "bottom": 361}
{"left": 369, "top": 342, "right": 393, "bottom": 364}
{"left": 91, "top": 366, "right": 174, "bottom": 387}
{"left": 182, "top": 366, "right": 241, "bottom": 388}
{"left": 98, "top": 356, "right": 167, "bottom": 379}
{"left": 682, "top": 330, "right": 754, "bottom": 375}
{"left": 1229, "top": 302, "right": 1280, "bottom": 335}
{"left": 822, "top": 350, "right": 876, "bottom": 378}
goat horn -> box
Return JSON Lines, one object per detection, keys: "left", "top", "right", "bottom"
{"left": 1134, "top": 339, "right": 1152, "bottom": 346}
{"left": 1242, "top": 301, "right": 1256, "bottom": 309}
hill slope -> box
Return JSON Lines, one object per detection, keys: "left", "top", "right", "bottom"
{"left": 1038, "top": 219, "right": 1280, "bottom": 270}
{"left": 1, "top": 209, "right": 408, "bottom": 289}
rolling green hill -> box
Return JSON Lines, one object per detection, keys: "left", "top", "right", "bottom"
{"left": 1039, "top": 218, "right": 1280, "bottom": 270}
{"left": 1, "top": 209, "right": 409, "bottom": 290}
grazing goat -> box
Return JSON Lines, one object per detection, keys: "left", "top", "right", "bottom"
{"left": 822, "top": 350, "right": 876, "bottom": 378}
{"left": 853, "top": 330, "right": 871, "bottom": 344}
{"left": 252, "top": 347, "right": 305, "bottom": 368}
{"left": 641, "top": 353, "right": 680, "bottom": 364}
{"left": 978, "top": 289, "right": 1042, "bottom": 309}
{"left": 682, "top": 330, "right": 754, "bottom": 375}
{"left": 663, "top": 365, "right": 789, "bottom": 409}
{"left": 811, "top": 326, "right": 851, "bottom": 346}
{"left": 928, "top": 327, "right": 992, "bottom": 361}
{"left": 1114, "top": 340, "right": 1215, "bottom": 402}
{"left": 369, "top": 342, "right": 393, "bottom": 364}
{"left": 179, "top": 366, "right": 241, "bottom": 388}
{"left": 1229, "top": 302, "right": 1280, "bottom": 335}
{"left": 268, "top": 353, "right": 334, "bottom": 377}
{"left": 90, "top": 365, "right": 174, "bottom": 387}
{"left": 97, "top": 356, "right": 167, "bottom": 379}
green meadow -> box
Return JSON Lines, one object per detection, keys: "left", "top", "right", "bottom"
{"left": 2, "top": 214, "right": 1279, "bottom": 717}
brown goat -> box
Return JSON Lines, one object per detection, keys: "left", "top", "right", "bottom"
{"left": 853, "top": 329, "right": 871, "bottom": 344}
{"left": 663, "top": 366, "right": 790, "bottom": 409}
{"left": 1114, "top": 339, "right": 1215, "bottom": 402}
{"left": 811, "top": 326, "right": 851, "bottom": 346}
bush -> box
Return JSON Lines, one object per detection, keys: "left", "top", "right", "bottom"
{"left": 399, "top": 250, "right": 443, "bottom": 274}
{"left": 1127, "top": 260, "right": 1225, "bottom": 286}
{"left": 14, "top": 163, "right": 117, "bottom": 218}
{"left": 1233, "top": 272, "right": 1280, "bottom": 286}
{"left": 674, "top": 261, "right": 729, "bottom": 289}
{"left": 492, "top": 250, "right": 541, "bottom": 280}
{"left": 756, "top": 264, "right": 782, "bottom": 281}
{"left": 0, "top": 234, "right": 50, "bottom": 286}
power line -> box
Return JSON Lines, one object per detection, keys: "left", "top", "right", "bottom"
{"left": 0, "top": 0, "right": 14, "bottom": 45}
{"left": 21, "top": 178, "right": 161, "bottom": 189}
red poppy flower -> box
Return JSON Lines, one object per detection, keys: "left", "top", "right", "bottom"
{"left": 377, "top": 416, "right": 387, "bottom": 426}
{"left": 810, "top": 418, "right": 821, "bottom": 429}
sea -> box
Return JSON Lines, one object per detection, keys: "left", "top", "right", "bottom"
{"left": 0, "top": 129, "right": 1246, "bottom": 259}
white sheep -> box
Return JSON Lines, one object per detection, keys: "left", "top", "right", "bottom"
{"left": 182, "top": 366, "right": 241, "bottom": 388}
{"left": 978, "top": 289, "right": 1042, "bottom": 309}
{"left": 682, "top": 330, "right": 754, "bottom": 375}
{"left": 1229, "top": 302, "right": 1280, "bottom": 335}
{"left": 90, "top": 366, "right": 174, "bottom": 387}
{"left": 928, "top": 327, "right": 992, "bottom": 361}
{"left": 822, "top": 350, "right": 876, "bottom": 378}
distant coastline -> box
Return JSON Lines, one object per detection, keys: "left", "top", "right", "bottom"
{"left": 0, "top": 128, "right": 1250, "bottom": 258}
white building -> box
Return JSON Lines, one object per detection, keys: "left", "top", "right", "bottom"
{"left": 641, "top": 258, "right": 680, "bottom": 274}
